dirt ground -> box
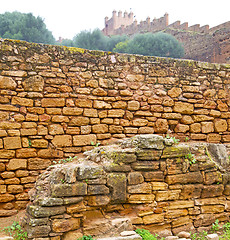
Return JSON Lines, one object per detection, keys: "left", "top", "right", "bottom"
{"left": 0, "top": 210, "right": 26, "bottom": 237}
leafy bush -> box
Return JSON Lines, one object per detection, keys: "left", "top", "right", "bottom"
{"left": 135, "top": 228, "right": 160, "bottom": 240}
{"left": 1, "top": 221, "right": 27, "bottom": 240}
{"left": 114, "top": 32, "right": 184, "bottom": 58}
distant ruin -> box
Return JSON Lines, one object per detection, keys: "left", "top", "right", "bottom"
{"left": 102, "top": 11, "right": 230, "bottom": 64}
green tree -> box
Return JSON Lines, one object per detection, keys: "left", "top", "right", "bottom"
{"left": 104, "top": 34, "right": 129, "bottom": 51}
{"left": 73, "top": 29, "right": 106, "bottom": 50}
{"left": 72, "top": 29, "right": 129, "bottom": 51}
{"left": 113, "top": 32, "right": 184, "bottom": 58}
{"left": 0, "top": 11, "right": 55, "bottom": 44}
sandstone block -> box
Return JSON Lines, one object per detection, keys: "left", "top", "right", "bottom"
{"left": 173, "top": 102, "right": 194, "bottom": 114}
{"left": 16, "top": 148, "right": 37, "bottom": 158}
{"left": 93, "top": 100, "right": 112, "bottom": 109}
{"left": 0, "top": 185, "right": 6, "bottom": 194}
{"left": 88, "top": 185, "right": 110, "bottom": 195}
{"left": 180, "top": 184, "right": 203, "bottom": 199}
{"left": 107, "top": 173, "right": 126, "bottom": 202}
{"left": 201, "top": 185, "right": 224, "bottom": 198}
{"left": 52, "top": 218, "right": 81, "bottom": 233}
{"left": 136, "top": 150, "right": 162, "bottom": 160}
{"left": 168, "top": 200, "right": 194, "bottom": 209}
{"left": 174, "top": 124, "right": 189, "bottom": 133}
{"left": 166, "top": 172, "right": 203, "bottom": 185}
{"left": 108, "top": 109, "right": 125, "bottom": 118}
{"left": 41, "top": 98, "right": 65, "bottom": 107}
{"left": 3, "top": 137, "right": 21, "bottom": 149}
{"left": 83, "top": 108, "right": 98, "bottom": 117}
{"left": 78, "top": 165, "right": 105, "bottom": 180}
{"left": 87, "top": 195, "right": 110, "bottom": 206}
{"left": 28, "top": 158, "right": 51, "bottom": 170}
{"left": 2, "top": 70, "right": 27, "bottom": 77}
{"left": 75, "top": 99, "right": 92, "bottom": 108}
{"left": 168, "top": 87, "right": 182, "bottom": 98}
{"left": 7, "top": 185, "right": 23, "bottom": 194}
{"left": 201, "top": 122, "right": 214, "bottom": 133}
{"left": 128, "top": 182, "right": 152, "bottom": 194}
{"left": 165, "top": 209, "right": 188, "bottom": 219}
{"left": 0, "top": 209, "right": 17, "bottom": 217}
{"left": 0, "top": 149, "right": 15, "bottom": 158}
{"left": 201, "top": 205, "right": 225, "bottom": 214}
{"left": 0, "top": 193, "right": 15, "bottom": 202}
{"left": 12, "top": 97, "right": 33, "bottom": 107}
{"left": 51, "top": 183, "right": 87, "bottom": 197}
{"left": 132, "top": 118, "right": 148, "bottom": 126}
{"left": 131, "top": 161, "right": 159, "bottom": 171}
{"left": 128, "top": 172, "right": 144, "bottom": 185}
{"left": 151, "top": 182, "right": 168, "bottom": 190}
{"left": 20, "top": 176, "right": 36, "bottom": 184}
{"left": 156, "top": 190, "right": 181, "bottom": 201}
{"left": 31, "top": 139, "right": 48, "bottom": 148}
{"left": 143, "top": 213, "right": 164, "bottom": 225}
{"left": 154, "top": 119, "right": 168, "bottom": 133}
{"left": 28, "top": 205, "right": 65, "bottom": 218}
{"left": 63, "top": 107, "right": 83, "bottom": 115}
{"left": 0, "top": 76, "right": 16, "bottom": 90}
{"left": 0, "top": 111, "right": 9, "bottom": 121}
{"left": 48, "top": 124, "right": 64, "bottom": 135}
{"left": 92, "top": 87, "right": 107, "bottom": 96}
{"left": 162, "top": 145, "right": 190, "bottom": 158}
{"left": 214, "top": 119, "right": 228, "bottom": 132}
{"left": 128, "top": 194, "right": 155, "bottom": 203}
{"left": 27, "top": 225, "right": 51, "bottom": 238}
{"left": 51, "top": 115, "right": 69, "bottom": 122}
{"left": 69, "top": 116, "right": 90, "bottom": 126}
{"left": 92, "top": 124, "right": 108, "bottom": 133}
{"left": 73, "top": 134, "right": 96, "bottom": 146}
{"left": 23, "top": 75, "right": 44, "bottom": 92}
{"left": 52, "top": 135, "right": 72, "bottom": 147}
{"left": 7, "top": 159, "right": 27, "bottom": 171}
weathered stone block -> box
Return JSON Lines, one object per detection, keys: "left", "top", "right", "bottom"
{"left": 136, "top": 150, "right": 162, "bottom": 160}
{"left": 38, "top": 197, "right": 63, "bottom": 206}
{"left": 3, "top": 137, "right": 21, "bottom": 149}
{"left": 51, "top": 135, "right": 72, "bottom": 147}
{"left": 27, "top": 225, "right": 51, "bottom": 238}
{"left": 16, "top": 148, "right": 37, "bottom": 158}
{"left": 162, "top": 145, "right": 190, "bottom": 158}
{"left": 166, "top": 172, "right": 203, "bottom": 185}
{"left": 128, "top": 194, "right": 155, "bottom": 203}
{"left": 173, "top": 102, "right": 194, "bottom": 114}
{"left": 0, "top": 76, "right": 16, "bottom": 89}
{"left": 201, "top": 185, "right": 224, "bottom": 198}
{"left": 142, "top": 171, "right": 164, "bottom": 182}
{"left": 27, "top": 205, "right": 66, "bottom": 218}
{"left": 127, "top": 172, "right": 144, "bottom": 185}
{"left": 41, "top": 98, "right": 65, "bottom": 107}
{"left": 154, "top": 119, "right": 169, "bottom": 133}
{"left": 168, "top": 200, "right": 194, "bottom": 209}
{"left": 201, "top": 205, "right": 225, "bottom": 214}
{"left": 87, "top": 185, "right": 110, "bottom": 195}
{"left": 143, "top": 213, "right": 164, "bottom": 225}
{"left": 12, "top": 96, "right": 33, "bottom": 107}
{"left": 87, "top": 195, "right": 110, "bottom": 206}
{"left": 131, "top": 161, "right": 159, "bottom": 171}
{"left": 180, "top": 184, "right": 203, "bottom": 199}
{"left": 7, "top": 159, "right": 27, "bottom": 170}
{"left": 78, "top": 165, "right": 105, "bottom": 180}
{"left": 7, "top": 185, "right": 23, "bottom": 194}
{"left": 23, "top": 75, "right": 44, "bottom": 92}
{"left": 51, "top": 182, "right": 87, "bottom": 197}
{"left": 151, "top": 182, "right": 168, "bottom": 190}
{"left": 63, "top": 107, "right": 83, "bottom": 115}
{"left": 73, "top": 134, "right": 96, "bottom": 146}
{"left": 52, "top": 218, "right": 81, "bottom": 233}
{"left": 156, "top": 190, "right": 181, "bottom": 201}
{"left": 0, "top": 193, "right": 15, "bottom": 202}
{"left": 107, "top": 173, "right": 126, "bottom": 202}
{"left": 0, "top": 149, "right": 15, "bottom": 158}
{"left": 128, "top": 182, "right": 152, "bottom": 194}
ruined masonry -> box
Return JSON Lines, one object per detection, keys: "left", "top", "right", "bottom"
{"left": 0, "top": 39, "right": 230, "bottom": 215}
{"left": 23, "top": 134, "right": 230, "bottom": 239}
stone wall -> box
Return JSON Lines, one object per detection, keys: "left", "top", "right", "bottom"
{"left": 0, "top": 39, "right": 230, "bottom": 216}
{"left": 22, "top": 134, "right": 230, "bottom": 239}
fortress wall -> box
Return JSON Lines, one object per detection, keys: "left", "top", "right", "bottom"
{"left": 0, "top": 39, "right": 230, "bottom": 216}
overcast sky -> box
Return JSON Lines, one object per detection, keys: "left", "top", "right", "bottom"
{"left": 0, "top": 0, "right": 229, "bottom": 40}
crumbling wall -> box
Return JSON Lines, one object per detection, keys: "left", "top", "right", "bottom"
{"left": 0, "top": 39, "right": 230, "bottom": 216}
{"left": 23, "top": 134, "right": 230, "bottom": 239}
